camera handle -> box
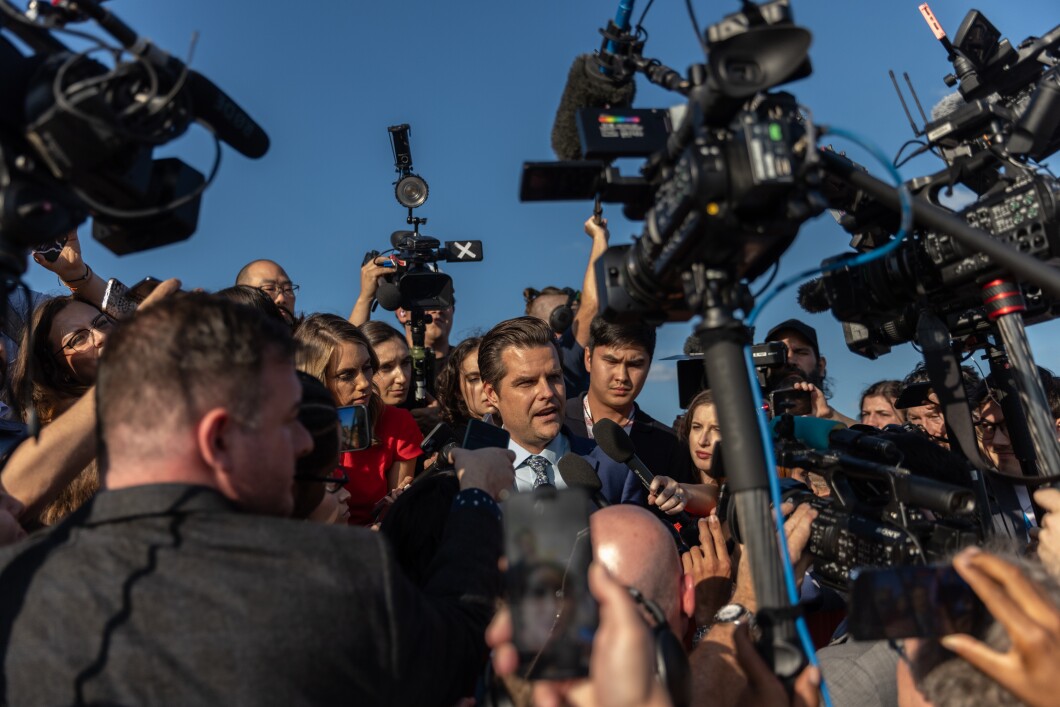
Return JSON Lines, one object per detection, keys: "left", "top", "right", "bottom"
{"left": 406, "top": 306, "right": 434, "bottom": 405}
{"left": 984, "top": 282, "right": 1060, "bottom": 495}
{"left": 693, "top": 269, "right": 806, "bottom": 680}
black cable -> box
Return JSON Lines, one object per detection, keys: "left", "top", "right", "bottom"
{"left": 684, "top": 0, "right": 709, "bottom": 55}
{"left": 752, "top": 262, "right": 780, "bottom": 298}
{"left": 71, "top": 133, "right": 221, "bottom": 219}
{"left": 634, "top": 0, "right": 656, "bottom": 33}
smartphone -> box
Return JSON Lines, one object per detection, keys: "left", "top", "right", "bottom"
{"left": 101, "top": 277, "right": 161, "bottom": 319}
{"left": 848, "top": 564, "right": 987, "bottom": 640}
{"left": 33, "top": 234, "right": 69, "bottom": 263}
{"left": 336, "top": 405, "right": 371, "bottom": 453}
{"left": 463, "top": 418, "right": 510, "bottom": 450}
{"left": 420, "top": 422, "right": 458, "bottom": 457}
{"left": 504, "top": 487, "right": 596, "bottom": 680}
{"left": 769, "top": 387, "right": 813, "bottom": 417}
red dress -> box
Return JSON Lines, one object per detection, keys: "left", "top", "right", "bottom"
{"left": 340, "top": 405, "right": 423, "bottom": 525}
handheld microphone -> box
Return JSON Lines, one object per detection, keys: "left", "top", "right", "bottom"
{"left": 557, "top": 453, "right": 610, "bottom": 509}
{"left": 592, "top": 419, "right": 701, "bottom": 548}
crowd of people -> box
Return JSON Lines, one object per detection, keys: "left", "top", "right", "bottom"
{"left": 0, "top": 213, "right": 1058, "bottom": 707}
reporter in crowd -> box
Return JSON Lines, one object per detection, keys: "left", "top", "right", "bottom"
{"left": 291, "top": 371, "right": 352, "bottom": 525}
{"left": 897, "top": 363, "right": 981, "bottom": 449}
{"left": 295, "top": 313, "right": 421, "bottom": 525}
{"left": 235, "top": 258, "right": 299, "bottom": 325}
{"left": 361, "top": 320, "right": 413, "bottom": 407}
{"left": 859, "top": 379, "right": 906, "bottom": 428}
{"left": 0, "top": 293, "right": 512, "bottom": 705}
{"left": 215, "top": 284, "right": 290, "bottom": 324}
{"left": 565, "top": 316, "right": 713, "bottom": 516}
{"left": 680, "top": 389, "right": 723, "bottom": 492}
{"left": 436, "top": 335, "right": 498, "bottom": 440}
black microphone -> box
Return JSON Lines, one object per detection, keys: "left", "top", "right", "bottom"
{"left": 797, "top": 278, "right": 830, "bottom": 314}
{"left": 375, "top": 282, "right": 403, "bottom": 311}
{"left": 186, "top": 70, "right": 270, "bottom": 159}
{"left": 550, "top": 53, "right": 636, "bottom": 160}
{"left": 557, "top": 453, "right": 610, "bottom": 509}
{"left": 592, "top": 418, "right": 701, "bottom": 548}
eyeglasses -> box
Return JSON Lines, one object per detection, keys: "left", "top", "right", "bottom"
{"left": 257, "top": 283, "right": 300, "bottom": 297}
{"left": 294, "top": 470, "right": 348, "bottom": 494}
{"left": 975, "top": 419, "right": 1009, "bottom": 441}
{"left": 53, "top": 313, "right": 113, "bottom": 357}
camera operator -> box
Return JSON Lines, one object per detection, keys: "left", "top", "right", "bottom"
{"left": 234, "top": 259, "right": 299, "bottom": 326}
{"left": 897, "top": 364, "right": 982, "bottom": 450}
{"left": 764, "top": 319, "right": 857, "bottom": 426}
{"left": 524, "top": 215, "right": 611, "bottom": 398}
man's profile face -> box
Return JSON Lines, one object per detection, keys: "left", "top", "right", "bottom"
{"left": 227, "top": 358, "right": 313, "bottom": 516}
{"left": 774, "top": 330, "right": 823, "bottom": 383}
{"left": 484, "top": 345, "right": 565, "bottom": 453}
{"left": 242, "top": 261, "right": 297, "bottom": 321}
{"left": 906, "top": 393, "right": 948, "bottom": 448}
{"left": 585, "top": 344, "right": 650, "bottom": 411}
{"left": 977, "top": 400, "right": 1017, "bottom": 473}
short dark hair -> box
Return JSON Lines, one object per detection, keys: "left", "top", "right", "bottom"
{"left": 97, "top": 293, "right": 295, "bottom": 458}
{"left": 479, "top": 316, "right": 555, "bottom": 389}
{"left": 587, "top": 316, "right": 656, "bottom": 359}
{"left": 214, "top": 285, "right": 288, "bottom": 323}
{"left": 523, "top": 286, "right": 569, "bottom": 316}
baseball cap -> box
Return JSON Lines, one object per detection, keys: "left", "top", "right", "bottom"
{"left": 765, "top": 319, "right": 820, "bottom": 360}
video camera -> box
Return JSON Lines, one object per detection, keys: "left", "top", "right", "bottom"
{"left": 672, "top": 341, "right": 811, "bottom": 415}
{"left": 0, "top": 0, "right": 268, "bottom": 272}
{"left": 721, "top": 419, "right": 983, "bottom": 590}
{"left": 800, "top": 9, "right": 1060, "bottom": 358}
{"left": 365, "top": 124, "right": 483, "bottom": 314}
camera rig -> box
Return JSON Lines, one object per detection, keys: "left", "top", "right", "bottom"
{"left": 0, "top": 0, "right": 268, "bottom": 277}
{"left": 522, "top": 0, "right": 1060, "bottom": 679}
{"left": 365, "top": 123, "right": 483, "bottom": 404}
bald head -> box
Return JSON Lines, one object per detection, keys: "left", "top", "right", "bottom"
{"left": 591, "top": 505, "right": 686, "bottom": 634}
{"left": 236, "top": 260, "right": 296, "bottom": 321}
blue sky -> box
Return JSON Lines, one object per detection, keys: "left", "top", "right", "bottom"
{"left": 14, "top": 0, "right": 1059, "bottom": 425}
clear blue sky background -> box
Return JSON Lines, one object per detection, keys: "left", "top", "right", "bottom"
{"left": 16, "top": 0, "right": 1059, "bottom": 425}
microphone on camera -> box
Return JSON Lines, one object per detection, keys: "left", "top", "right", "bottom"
{"left": 797, "top": 278, "right": 830, "bottom": 314}
{"left": 186, "top": 70, "right": 270, "bottom": 159}
{"left": 592, "top": 418, "right": 701, "bottom": 548}
{"left": 550, "top": 2, "right": 638, "bottom": 160}
{"left": 557, "top": 453, "right": 610, "bottom": 508}
{"left": 770, "top": 416, "right": 903, "bottom": 465}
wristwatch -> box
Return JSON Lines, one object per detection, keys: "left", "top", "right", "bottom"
{"left": 713, "top": 603, "right": 753, "bottom": 627}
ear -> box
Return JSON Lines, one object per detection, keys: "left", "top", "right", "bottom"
{"left": 817, "top": 355, "right": 827, "bottom": 376}
{"left": 681, "top": 572, "right": 697, "bottom": 621}
{"left": 395, "top": 308, "right": 411, "bottom": 325}
{"left": 483, "top": 380, "right": 500, "bottom": 410}
{"left": 584, "top": 346, "right": 592, "bottom": 373}
{"left": 196, "top": 407, "right": 236, "bottom": 478}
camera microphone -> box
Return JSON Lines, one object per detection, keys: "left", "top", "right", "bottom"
{"left": 797, "top": 278, "right": 830, "bottom": 314}
{"left": 550, "top": 2, "right": 638, "bottom": 160}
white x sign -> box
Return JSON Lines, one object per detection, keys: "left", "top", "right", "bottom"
{"left": 453, "top": 241, "right": 475, "bottom": 259}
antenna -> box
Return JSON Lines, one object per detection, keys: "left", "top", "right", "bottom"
{"left": 904, "top": 72, "right": 930, "bottom": 126}
{"left": 889, "top": 69, "right": 924, "bottom": 137}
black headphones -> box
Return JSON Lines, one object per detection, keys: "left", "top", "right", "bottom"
{"left": 547, "top": 287, "right": 578, "bottom": 334}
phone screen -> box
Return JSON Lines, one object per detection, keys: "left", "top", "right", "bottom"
{"left": 848, "top": 564, "right": 986, "bottom": 640}
{"left": 336, "top": 405, "right": 371, "bottom": 453}
{"left": 462, "top": 418, "right": 510, "bottom": 450}
{"left": 504, "top": 488, "right": 596, "bottom": 681}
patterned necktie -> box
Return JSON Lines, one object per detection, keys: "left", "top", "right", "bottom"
{"left": 526, "top": 455, "right": 553, "bottom": 490}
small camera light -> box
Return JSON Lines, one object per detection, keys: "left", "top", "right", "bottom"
{"left": 395, "top": 174, "right": 429, "bottom": 209}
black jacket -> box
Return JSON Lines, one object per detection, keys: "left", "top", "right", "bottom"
{"left": 564, "top": 395, "right": 697, "bottom": 487}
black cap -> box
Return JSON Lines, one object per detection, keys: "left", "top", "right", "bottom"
{"left": 894, "top": 381, "right": 934, "bottom": 410}
{"left": 765, "top": 319, "right": 820, "bottom": 360}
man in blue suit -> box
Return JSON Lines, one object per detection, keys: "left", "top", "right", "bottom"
{"left": 479, "top": 316, "right": 639, "bottom": 503}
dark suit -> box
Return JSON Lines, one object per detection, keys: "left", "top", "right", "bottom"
{"left": 565, "top": 395, "right": 697, "bottom": 508}
{"left": 0, "top": 484, "right": 501, "bottom": 706}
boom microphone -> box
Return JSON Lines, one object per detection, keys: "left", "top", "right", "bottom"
{"left": 186, "top": 71, "right": 270, "bottom": 159}
{"left": 550, "top": 48, "right": 636, "bottom": 160}
{"left": 557, "top": 453, "right": 610, "bottom": 509}
{"left": 797, "top": 278, "right": 831, "bottom": 314}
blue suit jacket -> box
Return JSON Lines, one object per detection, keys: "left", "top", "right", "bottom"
{"left": 567, "top": 431, "right": 648, "bottom": 506}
